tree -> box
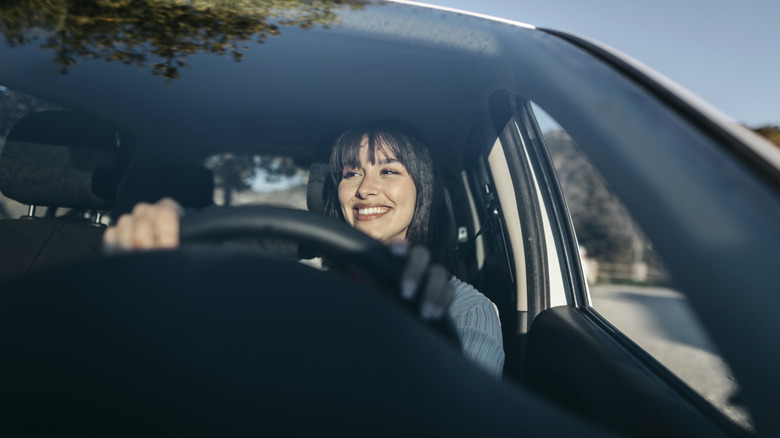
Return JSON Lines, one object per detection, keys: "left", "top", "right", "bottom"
{"left": 204, "top": 154, "right": 303, "bottom": 206}
{"left": 546, "top": 130, "right": 636, "bottom": 264}
{"left": 546, "top": 129, "right": 670, "bottom": 283}
{"left": 0, "top": 0, "right": 369, "bottom": 80}
{"left": 753, "top": 125, "right": 780, "bottom": 148}
{"left": 204, "top": 153, "right": 256, "bottom": 206}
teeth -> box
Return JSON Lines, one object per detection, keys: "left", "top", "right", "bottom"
{"left": 358, "top": 207, "right": 387, "bottom": 216}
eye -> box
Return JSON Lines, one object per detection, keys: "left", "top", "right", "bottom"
{"left": 380, "top": 168, "right": 399, "bottom": 175}
{"left": 342, "top": 169, "right": 360, "bottom": 179}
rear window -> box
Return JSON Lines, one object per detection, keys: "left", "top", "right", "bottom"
{"left": 204, "top": 153, "right": 309, "bottom": 209}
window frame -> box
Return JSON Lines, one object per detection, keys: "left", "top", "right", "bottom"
{"left": 521, "top": 95, "right": 755, "bottom": 436}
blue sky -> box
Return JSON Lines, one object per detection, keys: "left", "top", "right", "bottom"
{"left": 424, "top": 0, "right": 779, "bottom": 127}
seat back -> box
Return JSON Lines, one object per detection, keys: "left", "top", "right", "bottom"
{"left": 0, "top": 111, "right": 120, "bottom": 280}
{"left": 478, "top": 252, "right": 520, "bottom": 380}
{"left": 113, "top": 161, "right": 215, "bottom": 217}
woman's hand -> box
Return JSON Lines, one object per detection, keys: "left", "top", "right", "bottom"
{"left": 388, "top": 241, "right": 460, "bottom": 347}
{"left": 103, "top": 197, "right": 185, "bottom": 253}
{"left": 390, "top": 241, "right": 454, "bottom": 321}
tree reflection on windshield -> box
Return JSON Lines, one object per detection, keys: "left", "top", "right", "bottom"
{"left": 0, "top": 0, "right": 369, "bottom": 80}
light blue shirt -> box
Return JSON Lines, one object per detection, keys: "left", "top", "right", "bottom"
{"left": 303, "top": 257, "right": 505, "bottom": 377}
{"left": 449, "top": 277, "right": 505, "bottom": 378}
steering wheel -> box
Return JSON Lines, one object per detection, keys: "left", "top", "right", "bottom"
{"left": 179, "top": 205, "right": 461, "bottom": 346}
{"left": 180, "top": 206, "right": 401, "bottom": 285}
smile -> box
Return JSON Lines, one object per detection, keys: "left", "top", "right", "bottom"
{"left": 356, "top": 207, "right": 389, "bottom": 217}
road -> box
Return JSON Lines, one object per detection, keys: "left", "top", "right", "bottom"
{"left": 589, "top": 284, "right": 752, "bottom": 430}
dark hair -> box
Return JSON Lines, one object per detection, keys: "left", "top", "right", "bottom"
{"left": 321, "top": 121, "right": 458, "bottom": 273}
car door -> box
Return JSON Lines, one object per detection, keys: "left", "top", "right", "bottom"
{"left": 479, "top": 86, "right": 764, "bottom": 438}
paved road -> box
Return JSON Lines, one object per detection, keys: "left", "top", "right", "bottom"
{"left": 589, "top": 284, "right": 752, "bottom": 430}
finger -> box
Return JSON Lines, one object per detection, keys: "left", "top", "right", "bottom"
{"left": 114, "top": 213, "right": 136, "bottom": 250}
{"left": 131, "top": 201, "right": 152, "bottom": 217}
{"left": 132, "top": 213, "right": 156, "bottom": 249}
{"left": 401, "top": 245, "right": 431, "bottom": 300}
{"left": 153, "top": 198, "right": 183, "bottom": 248}
{"left": 127, "top": 202, "right": 157, "bottom": 249}
{"left": 102, "top": 226, "right": 119, "bottom": 253}
{"left": 420, "top": 265, "right": 452, "bottom": 320}
{"left": 156, "top": 197, "right": 185, "bottom": 217}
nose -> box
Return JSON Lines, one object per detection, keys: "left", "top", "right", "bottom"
{"left": 357, "top": 172, "right": 379, "bottom": 198}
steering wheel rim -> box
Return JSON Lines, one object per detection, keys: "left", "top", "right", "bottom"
{"left": 179, "top": 206, "right": 403, "bottom": 288}
{"left": 178, "top": 205, "right": 461, "bottom": 347}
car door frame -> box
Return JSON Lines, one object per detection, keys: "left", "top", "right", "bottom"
{"left": 485, "top": 89, "right": 751, "bottom": 438}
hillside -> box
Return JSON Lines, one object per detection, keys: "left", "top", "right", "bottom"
{"left": 753, "top": 125, "right": 780, "bottom": 147}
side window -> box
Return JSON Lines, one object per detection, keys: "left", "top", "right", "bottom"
{"left": 531, "top": 103, "right": 753, "bottom": 431}
{"left": 204, "top": 154, "right": 309, "bottom": 209}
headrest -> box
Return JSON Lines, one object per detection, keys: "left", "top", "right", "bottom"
{"left": 306, "top": 162, "right": 330, "bottom": 214}
{"left": 149, "top": 163, "right": 215, "bottom": 209}
{"left": 306, "top": 134, "right": 338, "bottom": 214}
{"left": 0, "top": 111, "right": 119, "bottom": 209}
{"left": 112, "top": 162, "right": 216, "bottom": 217}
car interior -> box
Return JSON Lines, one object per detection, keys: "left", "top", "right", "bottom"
{"left": 2, "top": 104, "right": 590, "bottom": 436}
{"left": 0, "top": 94, "right": 745, "bottom": 438}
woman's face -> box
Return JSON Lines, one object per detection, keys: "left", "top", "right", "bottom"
{"left": 337, "top": 136, "right": 417, "bottom": 243}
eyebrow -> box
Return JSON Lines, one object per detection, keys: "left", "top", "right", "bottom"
{"left": 377, "top": 157, "right": 401, "bottom": 165}
{"left": 343, "top": 155, "right": 401, "bottom": 168}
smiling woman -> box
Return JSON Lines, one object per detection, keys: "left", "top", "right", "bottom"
{"left": 321, "top": 122, "right": 505, "bottom": 375}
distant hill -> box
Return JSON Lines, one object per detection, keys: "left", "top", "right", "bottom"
{"left": 545, "top": 130, "right": 672, "bottom": 283}
{"left": 753, "top": 125, "right": 780, "bottom": 147}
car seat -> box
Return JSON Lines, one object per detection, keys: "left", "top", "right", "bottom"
{"left": 0, "top": 110, "right": 120, "bottom": 280}
{"left": 112, "top": 161, "right": 216, "bottom": 217}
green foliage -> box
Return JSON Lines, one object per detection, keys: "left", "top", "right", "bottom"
{"left": 753, "top": 125, "right": 780, "bottom": 147}
{"left": 0, "top": 0, "right": 369, "bottom": 80}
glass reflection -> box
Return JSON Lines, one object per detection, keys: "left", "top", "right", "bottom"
{"left": 0, "top": 0, "right": 369, "bottom": 80}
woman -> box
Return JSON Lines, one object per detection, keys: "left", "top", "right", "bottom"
{"left": 320, "top": 123, "right": 504, "bottom": 376}
{"left": 103, "top": 123, "right": 505, "bottom": 377}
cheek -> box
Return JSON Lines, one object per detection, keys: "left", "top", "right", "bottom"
{"left": 408, "top": 191, "right": 418, "bottom": 218}
{"left": 397, "top": 181, "right": 417, "bottom": 217}
{"left": 337, "top": 182, "right": 353, "bottom": 220}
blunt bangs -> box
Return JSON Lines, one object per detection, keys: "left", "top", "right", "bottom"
{"left": 330, "top": 129, "right": 415, "bottom": 183}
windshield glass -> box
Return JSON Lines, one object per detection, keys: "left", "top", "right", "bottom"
{"left": 0, "top": 0, "right": 371, "bottom": 80}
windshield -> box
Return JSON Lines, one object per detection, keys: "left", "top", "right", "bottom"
{"left": 0, "top": 0, "right": 371, "bottom": 80}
